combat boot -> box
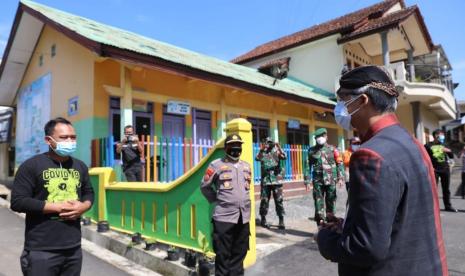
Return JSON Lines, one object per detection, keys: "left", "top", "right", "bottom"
{"left": 278, "top": 216, "right": 285, "bottom": 230}
{"left": 260, "top": 216, "right": 270, "bottom": 228}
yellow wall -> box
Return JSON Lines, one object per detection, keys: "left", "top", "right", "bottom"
{"left": 94, "top": 59, "right": 120, "bottom": 117}
{"left": 20, "top": 26, "right": 95, "bottom": 121}
{"left": 396, "top": 104, "right": 414, "bottom": 134}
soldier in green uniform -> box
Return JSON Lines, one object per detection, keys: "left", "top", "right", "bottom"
{"left": 256, "top": 137, "right": 287, "bottom": 229}
{"left": 305, "top": 128, "right": 344, "bottom": 225}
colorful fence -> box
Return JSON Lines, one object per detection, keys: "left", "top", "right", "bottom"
{"left": 85, "top": 118, "right": 257, "bottom": 267}
{"left": 91, "top": 136, "right": 215, "bottom": 182}
{"left": 252, "top": 143, "right": 310, "bottom": 184}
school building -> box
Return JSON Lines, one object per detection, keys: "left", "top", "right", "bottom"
{"left": 0, "top": 0, "right": 343, "bottom": 189}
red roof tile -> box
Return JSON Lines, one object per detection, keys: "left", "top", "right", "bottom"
{"left": 338, "top": 6, "right": 416, "bottom": 42}
{"left": 232, "top": 0, "right": 407, "bottom": 64}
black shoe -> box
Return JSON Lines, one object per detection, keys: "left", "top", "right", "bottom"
{"left": 260, "top": 216, "right": 270, "bottom": 228}
{"left": 444, "top": 207, "right": 458, "bottom": 212}
{"left": 278, "top": 217, "right": 285, "bottom": 230}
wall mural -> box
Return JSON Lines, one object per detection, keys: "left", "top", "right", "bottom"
{"left": 16, "top": 73, "right": 51, "bottom": 165}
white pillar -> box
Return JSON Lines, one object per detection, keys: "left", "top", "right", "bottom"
{"left": 120, "top": 65, "right": 133, "bottom": 134}
{"left": 272, "top": 101, "right": 279, "bottom": 142}
{"left": 219, "top": 91, "right": 226, "bottom": 139}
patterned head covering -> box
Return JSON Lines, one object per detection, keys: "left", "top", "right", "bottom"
{"left": 337, "top": 65, "right": 399, "bottom": 98}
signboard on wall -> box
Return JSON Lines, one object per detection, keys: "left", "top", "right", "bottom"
{"left": 133, "top": 99, "right": 148, "bottom": 112}
{"left": 288, "top": 119, "right": 300, "bottom": 129}
{"left": 68, "top": 96, "right": 78, "bottom": 116}
{"left": 226, "top": 113, "right": 240, "bottom": 121}
{"left": 167, "top": 100, "right": 190, "bottom": 115}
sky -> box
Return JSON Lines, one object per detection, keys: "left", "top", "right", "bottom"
{"left": 1, "top": 0, "right": 464, "bottom": 100}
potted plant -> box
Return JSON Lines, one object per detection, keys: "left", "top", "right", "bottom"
{"left": 131, "top": 232, "right": 143, "bottom": 245}
{"left": 167, "top": 245, "right": 179, "bottom": 261}
{"left": 184, "top": 249, "right": 197, "bottom": 268}
{"left": 81, "top": 217, "right": 91, "bottom": 226}
{"left": 197, "top": 231, "right": 215, "bottom": 276}
{"left": 144, "top": 238, "right": 157, "bottom": 251}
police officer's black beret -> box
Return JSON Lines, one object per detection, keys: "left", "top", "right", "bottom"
{"left": 224, "top": 134, "right": 244, "bottom": 146}
{"left": 337, "top": 65, "right": 399, "bottom": 97}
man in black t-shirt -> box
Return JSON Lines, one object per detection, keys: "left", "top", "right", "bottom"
{"left": 116, "top": 125, "right": 143, "bottom": 181}
{"left": 11, "top": 117, "right": 94, "bottom": 276}
{"left": 425, "top": 129, "right": 457, "bottom": 212}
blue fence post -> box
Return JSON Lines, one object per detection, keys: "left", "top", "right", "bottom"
{"left": 109, "top": 136, "right": 115, "bottom": 167}
{"left": 253, "top": 143, "right": 258, "bottom": 183}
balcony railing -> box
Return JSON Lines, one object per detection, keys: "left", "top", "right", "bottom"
{"left": 387, "top": 61, "right": 454, "bottom": 92}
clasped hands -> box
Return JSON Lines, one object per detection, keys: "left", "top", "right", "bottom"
{"left": 53, "top": 200, "right": 89, "bottom": 221}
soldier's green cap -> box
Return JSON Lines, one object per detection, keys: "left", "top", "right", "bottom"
{"left": 313, "top": 128, "right": 327, "bottom": 137}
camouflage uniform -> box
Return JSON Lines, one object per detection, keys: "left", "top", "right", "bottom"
{"left": 306, "top": 143, "right": 344, "bottom": 225}
{"left": 256, "top": 146, "right": 287, "bottom": 220}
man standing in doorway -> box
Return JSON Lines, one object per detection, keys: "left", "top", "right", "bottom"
{"left": 305, "top": 128, "right": 344, "bottom": 226}
{"left": 256, "top": 137, "right": 287, "bottom": 229}
{"left": 116, "top": 125, "right": 143, "bottom": 181}
{"left": 316, "top": 65, "right": 448, "bottom": 275}
{"left": 201, "top": 134, "right": 251, "bottom": 276}
{"left": 425, "top": 129, "right": 457, "bottom": 212}
{"left": 11, "top": 117, "right": 94, "bottom": 275}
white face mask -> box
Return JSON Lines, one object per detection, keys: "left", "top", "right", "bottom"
{"left": 316, "top": 137, "right": 327, "bottom": 145}
{"left": 351, "top": 145, "right": 360, "bottom": 151}
{"left": 334, "top": 95, "right": 363, "bottom": 131}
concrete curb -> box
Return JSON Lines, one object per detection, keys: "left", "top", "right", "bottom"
{"left": 81, "top": 225, "right": 196, "bottom": 276}
{"left": 81, "top": 239, "right": 161, "bottom": 276}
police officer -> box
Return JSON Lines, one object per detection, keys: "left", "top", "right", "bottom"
{"left": 305, "top": 128, "right": 344, "bottom": 225}
{"left": 256, "top": 137, "right": 286, "bottom": 229}
{"left": 200, "top": 134, "right": 252, "bottom": 276}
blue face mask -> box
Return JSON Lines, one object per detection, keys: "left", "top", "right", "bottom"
{"left": 351, "top": 144, "right": 361, "bottom": 151}
{"left": 438, "top": 135, "right": 445, "bottom": 144}
{"left": 334, "top": 95, "right": 363, "bottom": 131}
{"left": 49, "top": 137, "right": 77, "bottom": 157}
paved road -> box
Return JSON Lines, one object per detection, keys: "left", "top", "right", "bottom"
{"left": 0, "top": 207, "right": 131, "bottom": 276}
{"left": 247, "top": 166, "right": 465, "bottom": 276}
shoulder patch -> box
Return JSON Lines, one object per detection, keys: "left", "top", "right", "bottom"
{"left": 203, "top": 167, "right": 215, "bottom": 182}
